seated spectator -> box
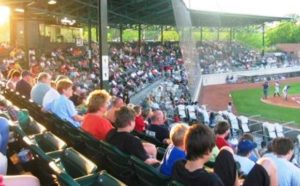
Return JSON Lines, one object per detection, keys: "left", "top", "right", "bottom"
{"left": 214, "top": 147, "right": 239, "bottom": 186}
{"left": 215, "top": 121, "right": 231, "bottom": 149}
{"left": 70, "top": 85, "right": 82, "bottom": 106}
{"left": 0, "top": 117, "right": 9, "bottom": 155}
{"left": 243, "top": 157, "right": 278, "bottom": 186}
{"left": 105, "top": 96, "right": 124, "bottom": 125}
{"left": 264, "top": 137, "right": 300, "bottom": 186}
{"left": 160, "top": 123, "right": 188, "bottom": 176}
{"left": 15, "top": 71, "right": 32, "bottom": 99}
{"left": 42, "top": 75, "right": 68, "bottom": 109}
{"left": 6, "top": 70, "right": 21, "bottom": 90}
{"left": 146, "top": 110, "right": 170, "bottom": 144}
{"left": 172, "top": 124, "right": 223, "bottom": 186}
{"left": 45, "top": 79, "right": 83, "bottom": 127}
{"left": 82, "top": 90, "right": 113, "bottom": 140}
{"left": 239, "top": 133, "right": 260, "bottom": 162}
{"left": 133, "top": 105, "right": 145, "bottom": 132}
{"left": 234, "top": 140, "right": 256, "bottom": 175}
{"left": 31, "top": 72, "right": 51, "bottom": 105}
{"left": 105, "top": 106, "right": 159, "bottom": 165}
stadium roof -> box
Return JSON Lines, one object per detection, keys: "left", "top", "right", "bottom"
{"left": 3, "top": 0, "right": 290, "bottom": 27}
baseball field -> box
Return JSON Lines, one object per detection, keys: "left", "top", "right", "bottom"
{"left": 231, "top": 82, "right": 300, "bottom": 124}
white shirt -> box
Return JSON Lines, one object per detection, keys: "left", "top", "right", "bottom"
{"left": 234, "top": 154, "right": 255, "bottom": 175}
{"left": 42, "top": 88, "right": 60, "bottom": 109}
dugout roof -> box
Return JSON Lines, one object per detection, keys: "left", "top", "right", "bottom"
{"left": 3, "top": 0, "right": 290, "bottom": 27}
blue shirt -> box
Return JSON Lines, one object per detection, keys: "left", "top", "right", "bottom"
{"left": 160, "top": 144, "right": 186, "bottom": 177}
{"left": 47, "top": 95, "right": 81, "bottom": 128}
{"left": 264, "top": 153, "right": 300, "bottom": 186}
{"left": 30, "top": 82, "right": 50, "bottom": 106}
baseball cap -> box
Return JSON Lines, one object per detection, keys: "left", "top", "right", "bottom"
{"left": 22, "top": 70, "right": 33, "bottom": 77}
{"left": 238, "top": 140, "right": 257, "bottom": 154}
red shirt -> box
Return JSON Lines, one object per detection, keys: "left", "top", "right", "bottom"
{"left": 82, "top": 114, "right": 113, "bottom": 140}
{"left": 134, "top": 115, "right": 145, "bottom": 132}
{"left": 216, "top": 136, "right": 230, "bottom": 149}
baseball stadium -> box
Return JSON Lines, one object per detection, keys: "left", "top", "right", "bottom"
{"left": 0, "top": 0, "right": 300, "bottom": 185}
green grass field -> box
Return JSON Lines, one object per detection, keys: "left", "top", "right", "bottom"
{"left": 231, "top": 82, "right": 300, "bottom": 124}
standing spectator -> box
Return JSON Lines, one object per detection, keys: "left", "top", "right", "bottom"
{"left": 172, "top": 124, "right": 223, "bottom": 186}
{"left": 273, "top": 81, "right": 280, "bottom": 97}
{"left": 262, "top": 81, "right": 269, "bottom": 99}
{"left": 15, "top": 71, "right": 33, "bottom": 99}
{"left": 31, "top": 72, "right": 51, "bottom": 105}
{"left": 215, "top": 121, "right": 231, "bottom": 149}
{"left": 45, "top": 79, "right": 83, "bottom": 127}
{"left": 82, "top": 90, "right": 113, "bottom": 140}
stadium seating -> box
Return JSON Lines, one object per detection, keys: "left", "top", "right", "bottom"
{"left": 75, "top": 170, "right": 126, "bottom": 186}
{"left": 29, "top": 132, "right": 67, "bottom": 153}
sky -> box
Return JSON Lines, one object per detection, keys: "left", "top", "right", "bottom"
{"left": 183, "top": 0, "right": 300, "bottom": 17}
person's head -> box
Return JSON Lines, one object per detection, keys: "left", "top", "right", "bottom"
{"left": 237, "top": 139, "right": 257, "bottom": 157}
{"left": 215, "top": 121, "right": 230, "bottom": 138}
{"left": 111, "top": 97, "right": 124, "bottom": 108}
{"left": 21, "top": 70, "right": 33, "bottom": 82}
{"left": 37, "top": 72, "right": 51, "bottom": 84}
{"left": 150, "top": 110, "right": 165, "bottom": 125}
{"left": 56, "top": 79, "right": 73, "bottom": 97}
{"left": 272, "top": 137, "right": 294, "bottom": 160}
{"left": 170, "top": 123, "right": 188, "bottom": 148}
{"left": 10, "top": 70, "right": 21, "bottom": 81}
{"left": 239, "top": 133, "right": 254, "bottom": 142}
{"left": 185, "top": 124, "right": 215, "bottom": 162}
{"left": 86, "top": 89, "right": 111, "bottom": 113}
{"left": 142, "top": 108, "right": 152, "bottom": 119}
{"left": 115, "top": 106, "right": 136, "bottom": 131}
{"left": 133, "top": 105, "right": 142, "bottom": 116}
{"left": 55, "top": 75, "right": 68, "bottom": 83}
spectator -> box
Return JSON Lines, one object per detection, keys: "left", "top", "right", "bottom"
{"left": 105, "top": 106, "right": 159, "bottom": 165}
{"left": 105, "top": 96, "right": 124, "bottom": 125}
{"left": 146, "top": 110, "right": 170, "bottom": 144}
{"left": 160, "top": 123, "right": 188, "bottom": 176}
{"left": 70, "top": 85, "right": 82, "bottom": 106}
{"left": 31, "top": 72, "right": 51, "bottom": 105}
{"left": 42, "top": 75, "right": 68, "bottom": 109}
{"left": 0, "top": 117, "right": 9, "bottom": 155}
{"left": 45, "top": 79, "right": 83, "bottom": 127}
{"left": 82, "top": 90, "right": 113, "bottom": 140}
{"left": 6, "top": 70, "right": 21, "bottom": 90}
{"left": 133, "top": 105, "right": 145, "bottom": 132}
{"left": 172, "top": 124, "right": 223, "bottom": 186}
{"left": 15, "top": 70, "right": 33, "bottom": 99}
{"left": 234, "top": 140, "right": 256, "bottom": 175}
{"left": 215, "top": 121, "right": 231, "bottom": 149}
{"left": 264, "top": 137, "right": 300, "bottom": 186}
{"left": 214, "top": 147, "right": 239, "bottom": 186}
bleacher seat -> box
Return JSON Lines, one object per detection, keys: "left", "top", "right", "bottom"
{"left": 237, "top": 116, "right": 250, "bottom": 133}
{"left": 75, "top": 170, "right": 126, "bottom": 186}
{"left": 263, "top": 122, "right": 277, "bottom": 140}
{"left": 47, "top": 147, "right": 98, "bottom": 179}
{"left": 274, "top": 123, "right": 284, "bottom": 137}
{"left": 30, "top": 132, "right": 67, "bottom": 153}
{"left": 130, "top": 156, "right": 169, "bottom": 186}
{"left": 100, "top": 141, "right": 135, "bottom": 185}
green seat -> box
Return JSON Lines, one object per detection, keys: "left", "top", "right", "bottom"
{"left": 49, "top": 162, "right": 81, "bottom": 186}
{"left": 47, "top": 147, "right": 98, "bottom": 179}
{"left": 130, "top": 156, "right": 170, "bottom": 186}
{"left": 18, "top": 110, "right": 46, "bottom": 135}
{"left": 31, "top": 132, "right": 67, "bottom": 153}
{"left": 79, "top": 130, "right": 104, "bottom": 167}
{"left": 167, "top": 180, "right": 184, "bottom": 186}
{"left": 75, "top": 170, "right": 126, "bottom": 186}
{"left": 100, "top": 141, "right": 135, "bottom": 185}
{"left": 132, "top": 131, "right": 168, "bottom": 149}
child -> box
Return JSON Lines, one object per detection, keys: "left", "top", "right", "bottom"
{"left": 172, "top": 124, "right": 223, "bottom": 185}
{"left": 160, "top": 123, "right": 188, "bottom": 176}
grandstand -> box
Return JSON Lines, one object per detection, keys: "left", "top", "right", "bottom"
{"left": 1, "top": 0, "right": 300, "bottom": 186}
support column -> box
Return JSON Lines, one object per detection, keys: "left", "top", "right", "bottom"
{"left": 217, "top": 27, "right": 220, "bottom": 41}
{"left": 262, "top": 23, "right": 265, "bottom": 57}
{"left": 200, "top": 27, "right": 203, "bottom": 43}
{"left": 160, "top": 25, "right": 164, "bottom": 44}
{"left": 88, "top": 8, "right": 93, "bottom": 72}
{"left": 98, "top": 0, "right": 108, "bottom": 89}
{"left": 119, "top": 24, "right": 123, "bottom": 44}
{"left": 229, "top": 28, "right": 232, "bottom": 43}
{"left": 24, "top": 5, "right": 29, "bottom": 69}
{"left": 138, "top": 24, "right": 141, "bottom": 53}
